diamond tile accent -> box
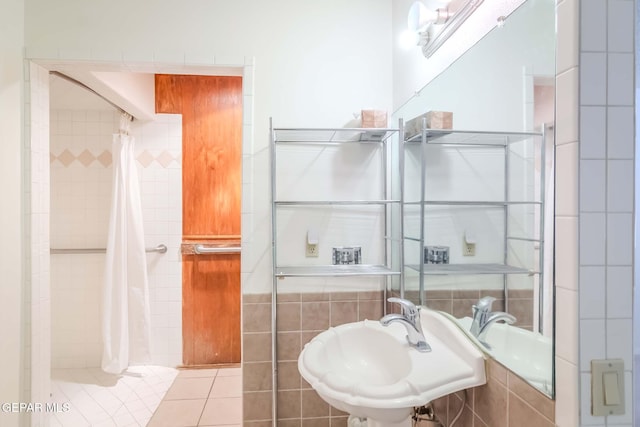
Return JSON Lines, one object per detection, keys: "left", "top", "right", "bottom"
{"left": 137, "top": 150, "right": 154, "bottom": 168}
{"left": 77, "top": 149, "right": 95, "bottom": 167}
{"left": 97, "top": 150, "right": 112, "bottom": 167}
{"left": 57, "top": 149, "right": 75, "bottom": 167}
{"left": 156, "top": 151, "right": 175, "bottom": 168}
{"left": 50, "top": 148, "right": 180, "bottom": 169}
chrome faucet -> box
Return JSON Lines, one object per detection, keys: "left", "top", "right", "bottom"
{"left": 470, "top": 296, "right": 516, "bottom": 343}
{"left": 380, "top": 297, "right": 431, "bottom": 352}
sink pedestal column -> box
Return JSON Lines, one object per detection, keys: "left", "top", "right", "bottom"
{"left": 366, "top": 417, "right": 411, "bottom": 427}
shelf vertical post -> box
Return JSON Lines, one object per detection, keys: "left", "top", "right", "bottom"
{"left": 269, "top": 118, "right": 278, "bottom": 427}
{"left": 398, "top": 119, "right": 405, "bottom": 303}
{"left": 538, "top": 124, "right": 547, "bottom": 334}
{"left": 503, "top": 135, "right": 510, "bottom": 314}
{"left": 419, "top": 118, "right": 427, "bottom": 307}
{"left": 383, "top": 122, "right": 390, "bottom": 309}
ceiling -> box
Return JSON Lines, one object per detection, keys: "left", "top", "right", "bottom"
{"left": 49, "top": 73, "right": 115, "bottom": 111}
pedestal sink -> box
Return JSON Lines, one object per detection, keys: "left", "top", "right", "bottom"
{"left": 298, "top": 308, "right": 486, "bottom": 427}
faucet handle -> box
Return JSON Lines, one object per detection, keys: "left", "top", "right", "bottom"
{"left": 387, "top": 297, "right": 420, "bottom": 317}
{"left": 473, "top": 296, "right": 496, "bottom": 315}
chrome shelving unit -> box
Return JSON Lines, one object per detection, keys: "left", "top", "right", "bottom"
{"left": 269, "top": 119, "right": 403, "bottom": 426}
{"left": 270, "top": 120, "right": 403, "bottom": 279}
{"left": 274, "top": 264, "right": 400, "bottom": 277}
{"left": 403, "top": 122, "right": 545, "bottom": 322}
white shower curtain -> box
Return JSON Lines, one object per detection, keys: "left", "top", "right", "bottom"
{"left": 102, "top": 115, "right": 152, "bottom": 374}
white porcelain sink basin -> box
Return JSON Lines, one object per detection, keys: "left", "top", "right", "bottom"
{"left": 457, "top": 316, "right": 553, "bottom": 393}
{"left": 298, "top": 308, "right": 486, "bottom": 426}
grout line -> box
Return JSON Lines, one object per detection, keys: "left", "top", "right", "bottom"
{"left": 208, "top": 373, "right": 217, "bottom": 399}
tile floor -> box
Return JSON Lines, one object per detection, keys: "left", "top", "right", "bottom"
{"left": 50, "top": 366, "right": 242, "bottom": 427}
{"left": 50, "top": 365, "right": 179, "bottom": 426}
{"left": 147, "top": 367, "right": 242, "bottom": 427}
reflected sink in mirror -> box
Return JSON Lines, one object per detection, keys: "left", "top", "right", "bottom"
{"left": 298, "top": 308, "right": 486, "bottom": 427}
{"left": 452, "top": 315, "right": 553, "bottom": 395}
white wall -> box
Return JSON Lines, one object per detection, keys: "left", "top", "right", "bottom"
{"left": 392, "top": 0, "right": 527, "bottom": 110}
{"left": 0, "top": 0, "right": 24, "bottom": 424}
{"left": 275, "top": 143, "right": 386, "bottom": 266}
{"left": 273, "top": 140, "right": 391, "bottom": 294}
{"left": 24, "top": 0, "right": 393, "bottom": 129}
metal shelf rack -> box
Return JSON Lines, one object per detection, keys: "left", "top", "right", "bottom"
{"left": 403, "top": 121, "right": 546, "bottom": 320}
{"left": 270, "top": 119, "right": 403, "bottom": 278}
{"left": 269, "top": 118, "right": 404, "bottom": 426}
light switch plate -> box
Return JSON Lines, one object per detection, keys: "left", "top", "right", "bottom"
{"left": 591, "top": 359, "right": 625, "bottom": 416}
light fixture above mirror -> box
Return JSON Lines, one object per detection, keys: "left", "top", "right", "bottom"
{"left": 408, "top": 0, "right": 484, "bottom": 58}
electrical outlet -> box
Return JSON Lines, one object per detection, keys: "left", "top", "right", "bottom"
{"left": 306, "top": 242, "right": 319, "bottom": 257}
{"left": 463, "top": 241, "right": 476, "bottom": 256}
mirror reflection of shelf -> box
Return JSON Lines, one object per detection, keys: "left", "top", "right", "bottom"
{"left": 404, "top": 129, "right": 540, "bottom": 145}
{"left": 403, "top": 200, "right": 542, "bottom": 206}
{"left": 405, "top": 263, "right": 537, "bottom": 275}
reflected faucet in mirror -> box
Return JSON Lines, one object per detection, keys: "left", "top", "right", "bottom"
{"left": 470, "top": 296, "right": 516, "bottom": 345}
{"left": 380, "top": 297, "right": 431, "bottom": 352}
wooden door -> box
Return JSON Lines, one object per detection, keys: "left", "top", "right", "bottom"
{"left": 155, "top": 74, "right": 242, "bottom": 365}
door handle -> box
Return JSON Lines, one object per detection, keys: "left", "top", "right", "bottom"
{"left": 194, "top": 244, "right": 241, "bottom": 254}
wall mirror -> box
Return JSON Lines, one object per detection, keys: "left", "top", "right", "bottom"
{"left": 392, "top": 0, "right": 556, "bottom": 397}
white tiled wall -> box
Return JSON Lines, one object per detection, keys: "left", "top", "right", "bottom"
{"left": 136, "top": 114, "right": 183, "bottom": 367}
{"left": 554, "top": 0, "right": 635, "bottom": 425}
{"left": 558, "top": 0, "right": 636, "bottom": 426}
{"left": 25, "top": 61, "right": 53, "bottom": 427}
{"left": 50, "top": 109, "right": 119, "bottom": 369}
{"left": 50, "top": 109, "right": 184, "bottom": 368}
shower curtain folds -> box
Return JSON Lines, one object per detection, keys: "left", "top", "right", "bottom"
{"left": 102, "top": 126, "right": 152, "bottom": 375}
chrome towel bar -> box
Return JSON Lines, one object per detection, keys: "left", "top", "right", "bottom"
{"left": 194, "top": 244, "right": 241, "bottom": 254}
{"left": 50, "top": 244, "right": 168, "bottom": 255}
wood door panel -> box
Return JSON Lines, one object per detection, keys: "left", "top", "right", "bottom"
{"left": 182, "top": 253, "right": 241, "bottom": 365}
{"left": 156, "top": 74, "right": 242, "bottom": 239}
{"left": 155, "top": 74, "right": 183, "bottom": 113}
{"left": 155, "top": 74, "right": 242, "bottom": 366}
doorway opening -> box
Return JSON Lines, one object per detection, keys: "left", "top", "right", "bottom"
{"left": 30, "top": 59, "right": 254, "bottom": 426}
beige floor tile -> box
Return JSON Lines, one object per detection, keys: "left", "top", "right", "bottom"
{"left": 199, "top": 397, "right": 242, "bottom": 425}
{"left": 177, "top": 368, "right": 219, "bottom": 378}
{"left": 216, "top": 367, "right": 242, "bottom": 377}
{"left": 210, "top": 375, "right": 242, "bottom": 398}
{"left": 163, "top": 377, "right": 214, "bottom": 400}
{"left": 146, "top": 399, "right": 206, "bottom": 427}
